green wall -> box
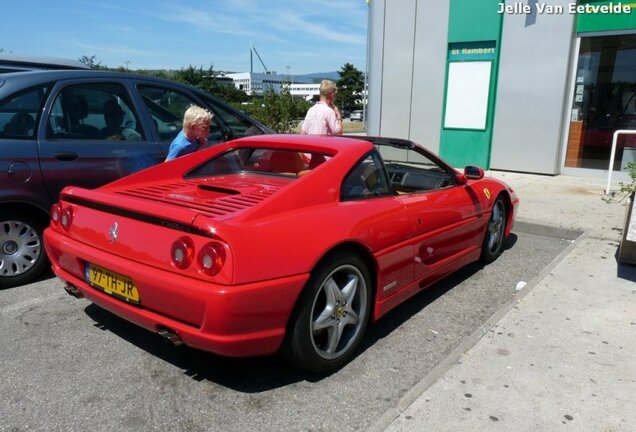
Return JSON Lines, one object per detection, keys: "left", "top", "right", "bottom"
{"left": 440, "top": 0, "right": 503, "bottom": 169}
{"left": 576, "top": 1, "right": 636, "bottom": 32}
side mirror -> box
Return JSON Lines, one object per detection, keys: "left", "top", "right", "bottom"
{"left": 464, "top": 165, "right": 484, "bottom": 180}
{"left": 454, "top": 172, "right": 467, "bottom": 185}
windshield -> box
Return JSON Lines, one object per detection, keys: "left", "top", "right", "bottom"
{"left": 186, "top": 148, "right": 332, "bottom": 178}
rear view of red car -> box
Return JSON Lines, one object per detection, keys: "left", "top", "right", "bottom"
{"left": 45, "top": 134, "right": 518, "bottom": 372}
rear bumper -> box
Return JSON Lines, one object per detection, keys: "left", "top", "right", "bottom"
{"left": 44, "top": 228, "right": 309, "bottom": 357}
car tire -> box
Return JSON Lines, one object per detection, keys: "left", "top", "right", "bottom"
{"left": 480, "top": 197, "right": 506, "bottom": 263}
{"left": 283, "top": 251, "right": 372, "bottom": 373}
{"left": 0, "top": 211, "right": 49, "bottom": 289}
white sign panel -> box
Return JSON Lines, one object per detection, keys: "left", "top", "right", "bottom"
{"left": 627, "top": 196, "right": 636, "bottom": 242}
{"left": 444, "top": 61, "right": 491, "bottom": 130}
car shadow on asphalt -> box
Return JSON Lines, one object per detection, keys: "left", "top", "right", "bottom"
{"left": 84, "top": 303, "right": 310, "bottom": 390}
{"left": 35, "top": 268, "right": 56, "bottom": 284}
{"left": 1, "top": 268, "right": 56, "bottom": 291}
{"left": 83, "top": 234, "right": 518, "bottom": 392}
{"left": 357, "top": 234, "right": 517, "bottom": 358}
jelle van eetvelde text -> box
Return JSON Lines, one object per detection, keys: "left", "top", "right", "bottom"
{"left": 498, "top": 2, "right": 632, "bottom": 14}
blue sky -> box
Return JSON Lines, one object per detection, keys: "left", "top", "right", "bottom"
{"left": 2, "top": 0, "right": 369, "bottom": 75}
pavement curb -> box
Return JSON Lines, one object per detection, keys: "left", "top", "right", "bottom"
{"left": 513, "top": 219, "right": 583, "bottom": 241}
{"left": 366, "top": 221, "right": 585, "bottom": 432}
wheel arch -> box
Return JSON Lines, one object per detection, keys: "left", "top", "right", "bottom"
{"left": 280, "top": 240, "right": 378, "bottom": 370}
{"left": 285, "top": 240, "right": 378, "bottom": 331}
{"left": 496, "top": 190, "right": 514, "bottom": 238}
{"left": 0, "top": 201, "right": 50, "bottom": 226}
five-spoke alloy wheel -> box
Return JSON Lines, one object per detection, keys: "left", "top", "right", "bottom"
{"left": 481, "top": 197, "right": 507, "bottom": 263}
{"left": 285, "top": 252, "right": 371, "bottom": 373}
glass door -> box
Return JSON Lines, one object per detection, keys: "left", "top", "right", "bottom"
{"left": 566, "top": 34, "right": 636, "bottom": 171}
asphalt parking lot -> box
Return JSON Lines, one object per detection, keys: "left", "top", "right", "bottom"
{"left": 0, "top": 223, "right": 575, "bottom": 432}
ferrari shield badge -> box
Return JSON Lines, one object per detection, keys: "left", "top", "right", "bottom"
{"left": 108, "top": 222, "right": 119, "bottom": 244}
{"left": 483, "top": 188, "right": 491, "bottom": 200}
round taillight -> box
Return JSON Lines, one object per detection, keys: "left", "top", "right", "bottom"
{"left": 51, "top": 204, "right": 61, "bottom": 225}
{"left": 171, "top": 237, "right": 194, "bottom": 270}
{"left": 60, "top": 208, "right": 73, "bottom": 230}
{"left": 197, "top": 243, "right": 226, "bottom": 276}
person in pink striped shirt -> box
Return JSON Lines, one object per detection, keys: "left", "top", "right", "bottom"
{"left": 301, "top": 80, "right": 343, "bottom": 135}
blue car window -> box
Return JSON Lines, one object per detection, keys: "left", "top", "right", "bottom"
{"left": 0, "top": 85, "right": 50, "bottom": 139}
{"left": 46, "top": 83, "right": 145, "bottom": 141}
{"left": 138, "top": 85, "right": 225, "bottom": 144}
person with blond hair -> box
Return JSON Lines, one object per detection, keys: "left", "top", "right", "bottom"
{"left": 301, "top": 79, "right": 343, "bottom": 135}
{"left": 165, "top": 105, "right": 214, "bottom": 161}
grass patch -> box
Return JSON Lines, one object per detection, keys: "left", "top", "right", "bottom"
{"left": 292, "top": 120, "right": 366, "bottom": 134}
{"left": 343, "top": 121, "right": 366, "bottom": 134}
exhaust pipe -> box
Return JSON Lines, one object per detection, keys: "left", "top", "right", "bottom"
{"left": 64, "top": 283, "right": 83, "bottom": 298}
{"left": 158, "top": 328, "right": 184, "bottom": 346}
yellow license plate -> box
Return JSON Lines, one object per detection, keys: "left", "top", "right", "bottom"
{"left": 85, "top": 263, "right": 140, "bottom": 305}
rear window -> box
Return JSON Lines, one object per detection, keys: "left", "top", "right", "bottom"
{"left": 186, "top": 148, "right": 331, "bottom": 178}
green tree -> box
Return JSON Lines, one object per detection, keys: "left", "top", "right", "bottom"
{"left": 134, "top": 69, "right": 171, "bottom": 80}
{"left": 73, "top": 59, "right": 247, "bottom": 105}
{"left": 173, "top": 65, "right": 213, "bottom": 90}
{"left": 336, "top": 63, "right": 365, "bottom": 112}
{"left": 211, "top": 83, "right": 250, "bottom": 104}
{"left": 171, "top": 65, "right": 249, "bottom": 103}
{"left": 243, "top": 87, "right": 309, "bottom": 133}
{"left": 78, "top": 55, "right": 106, "bottom": 70}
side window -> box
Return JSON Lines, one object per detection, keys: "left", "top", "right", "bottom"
{"left": 46, "top": 83, "right": 144, "bottom": 141}
{"left": 341, "top": 152, "right": 391, "bottom": 201}
{"left": 203, "top": 95, "right": 264, "bottom": 138}
{"left": 377, "top": 145, "right": 454, "bottom": 193}
{"left": 138, "top": 85, "right": 225, "bottom": 144}
{"left": 0, "top": 85, "right": 50, "bottom": 139}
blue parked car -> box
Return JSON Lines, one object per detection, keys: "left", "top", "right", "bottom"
{"left": 0, "top": 69, "right": 272, "bottom": 288}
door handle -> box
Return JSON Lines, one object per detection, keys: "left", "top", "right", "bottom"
{"left": 54, "top": 152, "right": 78, "bottom": 161}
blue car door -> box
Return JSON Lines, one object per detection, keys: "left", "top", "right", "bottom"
{"left": 38, "top": 80, "right": 165, "bottom": 202}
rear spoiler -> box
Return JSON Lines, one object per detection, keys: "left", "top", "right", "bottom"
{"left": 59, "top": 186, "right": 216, "bottom": 238}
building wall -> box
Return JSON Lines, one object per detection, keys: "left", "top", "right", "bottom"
{"left": 490, "top": 0, "right": 575, "bottom": 174}
{"left": 368, "top": 0, "right": 577, "bottom": 173}
{"left": 409, "top": 1, "right": 450, "bottom": 153}
{"left": 368, "top": 0, "right": 450, "bottom": 154}
{"left": 366, "top": 0, "right": 385, "bottom": 137}
{"left": 377, "top": 0, "right": 417, "bottom": 138}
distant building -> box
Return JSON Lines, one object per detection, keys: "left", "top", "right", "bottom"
{"left": 0, "top": 53, "right": 89, "bottom": 73}
{"left": 214, "top": 72, "right": 238, "bottom": 87}
{"left": 288, "top": 82, "right": 321, "bottom": 101}
{"left": 226, "top": 71, "right": 318, "bottom": 99}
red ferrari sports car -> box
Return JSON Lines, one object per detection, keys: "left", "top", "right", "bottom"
{"left": 44, "top": 134, "right": 518, "bottom": 372}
